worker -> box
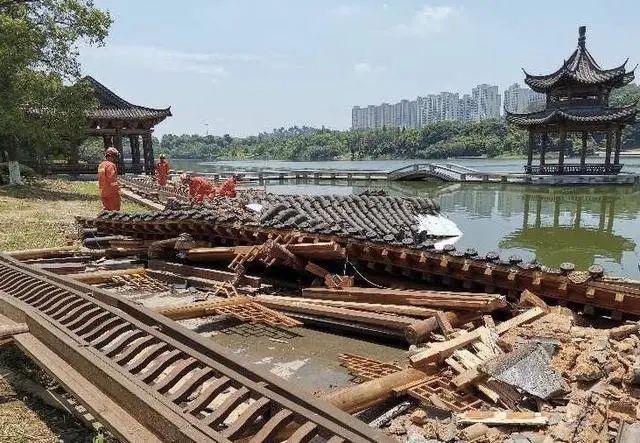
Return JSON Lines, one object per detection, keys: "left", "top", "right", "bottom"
{"left": 154, "top": 154, "right": 170, "bottom": 186}
{"left": 180, "top": 173, "right": 215, "bottom": 203}
{"left": 98, "top": 147, "right": 121, "bottom": 211}
{"left": 217, "top": 174, "right": 241, "bottom": 198}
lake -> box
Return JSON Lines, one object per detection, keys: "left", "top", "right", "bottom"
{"left": 171, "top": 158, "right": 640, "bottom": 280}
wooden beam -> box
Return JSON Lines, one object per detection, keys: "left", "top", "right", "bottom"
{"left": 256, "top": 295, "right": 442, "bottom": 318}
{"left": 185, "top": 242, "right": 345, "bottom": 263}
{"left": 302, "top": 287, "right": 506, "bottom": 312}
{"left": 409, "top": 327, "right": 488, "bottom": 367}
{"left": 256, "top": 298, "right": 418, "bottom": 331}
{"left": 8, "top": 246, "right": 78, "bottom": 261}
{"left": 147, "top": 260, "right": 261, "bottom": 288}
{"left": 68, "top": 268, "right": 146, "bottom": 284}
{"left": 324, "top": 368, "right": 430, "bottom": 413}
{"left": 494, "top": 307, "right": 545, "bottom": 334}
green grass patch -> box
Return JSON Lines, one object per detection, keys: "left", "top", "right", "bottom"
{"left": 0, "top": 179, "right": 148, "bottom": 251}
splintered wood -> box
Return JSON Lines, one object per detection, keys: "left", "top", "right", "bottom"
{"left": 157, "top": 297, "right": 302, "bottom": 328}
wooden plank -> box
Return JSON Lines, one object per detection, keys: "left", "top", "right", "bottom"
{"left": 157, "top": 297, "right": 252, "bottom": 320}
{"left": 456, "top": 410, "right": 548, "bottom": 426}
{"left": 185, "top": 242, "right": 345, "bottom": 263}
{"left": 409, "top": 327, "right": 488, "bottom": 367}
{"left": 494, "top": 307, "right": 545, "bottom": 334}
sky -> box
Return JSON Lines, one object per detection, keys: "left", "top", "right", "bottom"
{"left": 79, "top": 1, "right": 640, "bottom": 137}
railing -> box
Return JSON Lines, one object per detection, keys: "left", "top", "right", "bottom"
{"left": 25, "top": 162, "right": 144, "bottom": 175}
{"left": 387, "top": 163, "right": 464, "bottom": 181}
{"left": 524, "top": 164, "right": 624, "bottom": 175}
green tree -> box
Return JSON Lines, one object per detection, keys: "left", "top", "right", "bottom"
{"left": 0, "top": 0, "right": 111, "bottom": 183}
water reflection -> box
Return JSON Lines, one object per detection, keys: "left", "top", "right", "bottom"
{"left": 502, "top": 192, "right": 636, "bottom": 269}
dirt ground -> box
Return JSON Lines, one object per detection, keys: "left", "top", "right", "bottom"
{"left": 0, "top": 178, "right": 147, "bottom": 442}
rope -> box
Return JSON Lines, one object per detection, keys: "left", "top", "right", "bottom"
{"left": 344, "top": 258, "right": 387, "bottom": 289}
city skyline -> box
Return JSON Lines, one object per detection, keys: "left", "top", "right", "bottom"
{"left": 78, "top": 1, "right": 640, "bottom": 136}
{"left": 352, "top": 83, "right": 504, "bottom": 130}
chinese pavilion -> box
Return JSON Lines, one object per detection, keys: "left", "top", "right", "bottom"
{"left": 84, "top": 76, "right": 171, "bottom": 174}
{"left": 506, "top": 26, "right": 636, "bottom": 175}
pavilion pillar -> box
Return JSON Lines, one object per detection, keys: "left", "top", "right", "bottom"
{"left": 604, "top": 127, "right": 613, "bottom": 173}
{"left": 113, "top": 129, "right": 125, "bottom": 173}
{"left": 540, "top": 133, "right": 547, "bottom": 166}
{"left": 580, "top": 132, "right": 588, "bottom": 171}
{"left": 102, "top": 135, "right": 113, "bottom": 149}
{"left": 142, "top": 133, "right": 153, "bottom": 175}
{"left": 129, "top": 135, "right": 141, "bottom": 173}
{"left": 526, "top": 131, "right": 534, "bottom": 171}
{"left": 613, "top": 125, "right": 622, "bottom": 166}
{"left": 558, "top": 126, "right": 566, "bottom": 174}
{"left": 607, "top": 198, "right": 615, "bottom": 233}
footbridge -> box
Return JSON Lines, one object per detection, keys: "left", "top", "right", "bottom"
{"left": 387, "top": 163, "right": 481, "bottom": 181}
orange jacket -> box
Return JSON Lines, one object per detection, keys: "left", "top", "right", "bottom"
{"left": 98, "top": 160, "right": 119, "bottom": 198}
{"left": 155, "top": 160, "right": 170, "bottom": 185}
{"left": 189, "top": 176, "right": 215, "bottom": 203}
{"left": 218, "top": 177, "right": 237, "bottom": 197}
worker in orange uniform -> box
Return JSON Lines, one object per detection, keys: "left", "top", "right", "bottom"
{"left": 98, "top": 147, "right": 121, "bottom": 211}
{"left": 154, "top": 154, "right": 170, "bottom": 186}
{"left": 217, "top": 174, "right": 241, "bottom": 198}
{"left": 180, "top": 173, "right": 216, "bottom": 203}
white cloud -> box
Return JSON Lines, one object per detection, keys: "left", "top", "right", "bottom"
{"left": 393, "top": 5, "right": 462, "bottom": 36}
{"left": 353, "top": 62, "right": 386, "bottom": 75}
{"left": 81, "top": 44, "right": 298, "bottom": 78}
{"left": 330, "top": 5, "right": 358, "bottom": 16}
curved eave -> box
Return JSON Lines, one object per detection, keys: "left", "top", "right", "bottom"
{"left": 506, "top": 105, "right": 637, "bottom": 127}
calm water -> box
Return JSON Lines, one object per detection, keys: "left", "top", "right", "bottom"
{"left": 172, "top": 158, "right": 640, "bottom": 279}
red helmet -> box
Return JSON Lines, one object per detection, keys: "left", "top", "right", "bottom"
{"left": 105, "top": 147, "right": 119, "bottom": 158}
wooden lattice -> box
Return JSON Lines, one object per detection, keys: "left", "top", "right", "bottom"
{"left": 407, "top": 377, "right": 485, "bottom": 412}
{"left": 216, "top": 302, "right": 302, "bottom": 328}
{"left": 338, "top": 353, "right": 403, "bottom": 381}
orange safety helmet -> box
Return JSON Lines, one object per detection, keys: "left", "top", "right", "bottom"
{"left": 105, "top": 147, "right": 119, "bottom": 158}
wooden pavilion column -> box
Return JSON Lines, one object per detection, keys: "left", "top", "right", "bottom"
{"left": 613, "top": 125, "right": 622, "bottom": 166}
{"left": 129, "top": 135, "right": 141, "bottom": 173}
{"left": 580, "top": 132, "right": 588, "bottom": 171}
{"left": 526, "top": 131, "right": 534, "bottom": 171}
{"left": 142, "top": 132, "right": 154, "bottom": 175}
{"left": 604, "top": 126, "right": 613, "bottom": 173}
{"left": 113, "top": 129, "right": 125, "bottom": 173}
{"left": 540, "top": 133, "right": 547, "bottom": 166}
{"left": 558, "top": 126, "right": 566, "bottom": 174}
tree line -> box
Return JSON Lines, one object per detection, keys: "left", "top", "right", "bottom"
{"left": 159, "top": 84, "right": 640, "bottom": 162}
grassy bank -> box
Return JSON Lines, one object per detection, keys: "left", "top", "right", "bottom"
{"left": 0, "top": 179, "right": 147, "bottom": 441}
{"left": 0, "top": 179, "right": 146, "bottom": 251}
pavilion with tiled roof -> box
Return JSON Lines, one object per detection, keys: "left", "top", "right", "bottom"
{"left": 506, "top": 26, "right": 637, "bottom": 175}
{"left": 85, "top": 76, "right": 171, "bottom": 174}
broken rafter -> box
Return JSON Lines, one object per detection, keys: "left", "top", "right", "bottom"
{"left": 68, "top": 268, "right": 146, "bottom": 285}
{"left": 185, "top": 241, "right": 345, "bottom": 263}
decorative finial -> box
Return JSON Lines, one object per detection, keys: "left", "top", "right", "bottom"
{"left": 578, "top": 26, "right": 586, "bottom": 48}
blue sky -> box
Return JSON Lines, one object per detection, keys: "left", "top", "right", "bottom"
{"left": 79, "top": 1, "right": 640, "bottom": 136}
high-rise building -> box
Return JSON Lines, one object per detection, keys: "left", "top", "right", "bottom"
{"left": 503, "top": 83, "right": 545, "bottom": 113}
{"left": 472, "top": 84, "right": 501, "bottom": 119}
{"left": 351, "top": 83, "right": 503, "bottom": 130}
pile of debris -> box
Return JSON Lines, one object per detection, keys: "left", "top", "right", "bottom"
{"left": 331, "top": 295, "right": 640, "bottom": 442}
